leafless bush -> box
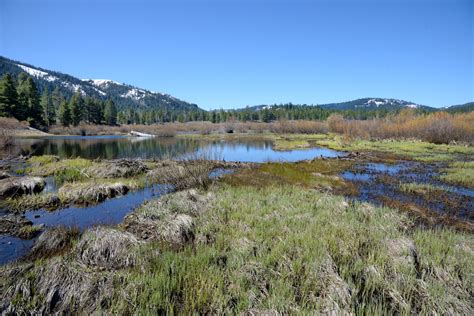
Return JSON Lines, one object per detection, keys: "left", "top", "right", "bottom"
{"left": 271, "top": 119, "right": 327, "bottom": 134}
{"left": 330, "top": 111, "right": 474, "bottom": 144}
{"left": 0, "top": 130, "right": 14, "bottom": 149}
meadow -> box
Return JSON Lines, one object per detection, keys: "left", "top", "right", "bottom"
{"left": 0, "top": 110, "right": 473, "bottom": 314}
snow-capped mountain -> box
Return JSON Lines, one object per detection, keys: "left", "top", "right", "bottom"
{"left": 0, "top": 56, "right": 200, "bottom": 112}
{"left": 319, "top": 98, "right": 427, "bottom": 111}
{"left": 241, "top": 98, "right": 431, "bottom": 112}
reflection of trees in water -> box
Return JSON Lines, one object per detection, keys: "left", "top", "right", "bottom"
{"left": 16, "top": 137, "right": 214, "bottom": 160}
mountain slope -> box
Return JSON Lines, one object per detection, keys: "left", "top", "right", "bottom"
{"left": 240, "top": 98, "right": 436, "bottom": 112}
{"left": 445, "top": 102, "right": 474, "bottom": 113}
{"left": 0, "top": 56, "right": 201, "bottom": 112}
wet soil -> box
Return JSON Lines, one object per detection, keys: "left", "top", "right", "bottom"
{"left": 341, "top": 161, "right": 474, "bottom": 229}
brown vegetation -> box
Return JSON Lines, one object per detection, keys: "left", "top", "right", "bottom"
{"left": 328, "top": 110, "right": 474, "bottom": 144}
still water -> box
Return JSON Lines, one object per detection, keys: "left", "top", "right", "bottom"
{"left": 13, "top": 136, "right": 343, "bottom": 162}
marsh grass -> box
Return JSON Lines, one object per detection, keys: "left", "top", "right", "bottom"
{"left": 109, "top": 185, "right": 473, "bottom": 314}
{"left": 314, "top": 134, "right": 474, "bottom": 162}
{"left": 439, "top": 161, "right": 474, "bottom": 188}
{"left": 399, "top": 182, "right": 444, "bottom": 194}
{"left": 26, "top": 156, "right": 93, "bottom": 185}
{"left": 223, "top": 159, "right": 354, "bottom": 194}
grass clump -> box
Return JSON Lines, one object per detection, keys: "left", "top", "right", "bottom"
{"left": 17, "top": 224, "right": 43, "bottom": 239}
{"left": 26, "top": 157, "right": 93, "bottom": 185}
{"left": 399, "top": 182, "right": 444, "bottom": 194}
{"left": 439, "top": 161, "right": 474, "bottom": 188}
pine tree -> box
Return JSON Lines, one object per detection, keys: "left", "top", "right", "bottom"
{"left": 15, "top": 73, "right": 30, "bottom": 121}
{"left": 70, "top": 92, "right": 84, "bottom": 126}
{"left": 40, "top": 87, "right": 55, "bottom": 126}
{"left": 104, "top": 100, "right": 117, "bottom": 125}
{"left": 24, "top": 77, "right": 44, "bottom": 127}
{"left": 0, "top": 74, "right": 18, "bottom": 117}
{"left": 58, "top": 100, "right": 72, "bottom": 126}
{"left": 51, "top": 87, "right": 63, "bottom": 111}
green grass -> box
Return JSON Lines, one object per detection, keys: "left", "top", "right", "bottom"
{"left": 223, "top": 159, "right": 354, "bottom": 193}
{"left": 439, "top": 161, "right": 474, "bottom": 188}
{"left": 109, "top": 185, "right": 473, "bottom": 314}
{"left": 399, "top": 182, "right": 445, "bottom": 194}
{"left": 313, "top": 135, "right": 474, "bottom": 161}
{"left": 26, "top": 157, "right": 93, "bottom": 184}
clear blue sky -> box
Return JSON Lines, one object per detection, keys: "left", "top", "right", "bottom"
{"left": 0, "top": 0, "right": 472, "bottom": 109}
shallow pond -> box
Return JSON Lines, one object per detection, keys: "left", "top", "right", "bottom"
{"left": 14, "top": 136, "right": 343, "bottom": 162}
{"left": 0, "top": 184, "right": 171, "bottom": 265}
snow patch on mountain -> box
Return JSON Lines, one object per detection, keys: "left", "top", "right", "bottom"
{"left": 17, "top": 64, "right": 58, "bottom": 82}
{"left": 83, "top": 79, "right": 121, "bottom": 87}
{"left": 62, "top": 82, "right": 85, "bottom": 96}
{"left": 357, "top": 98, "right": 418, "bottom": 109}
{"left": 92, "top": 87, "right": 107, "bottom": 96}
{"left": 121, "top": 88, "right": 148, "bottom": 101}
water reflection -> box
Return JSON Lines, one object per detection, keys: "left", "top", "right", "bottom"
{"left": 14, "top": 136, "right": 344, "bottom": 162}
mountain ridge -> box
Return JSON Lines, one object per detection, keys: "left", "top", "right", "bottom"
{"left": 1, "top": 56, "right": 471, "bottom": 114}
{"left": 0, "top": 56, "right": 201, "bottom": 113}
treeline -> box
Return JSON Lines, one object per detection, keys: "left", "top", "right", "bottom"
{"left": 0, "top": 73, "right": 118, "bottom": 128}
{"left": 127, "top": 103, "right": 434, "bottom": 126}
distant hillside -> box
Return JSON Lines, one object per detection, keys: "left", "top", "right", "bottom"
{"left": 445, "top": 102, "right": 474, "bottom": 113}
{"left": 240, "top": 98, "right": 437, "bottom": 112}
{"left": 0, "top": 56, "right": 201, "bottom": 113}
{"left": 318, "top": 98, "right": 435, "bottom": 111}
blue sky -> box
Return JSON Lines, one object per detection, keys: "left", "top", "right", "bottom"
{"left": 0, "top": 0, "right": 472, "bottom": 109}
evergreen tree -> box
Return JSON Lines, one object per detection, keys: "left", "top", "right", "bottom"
{"left": 24, "top": 77, "right": 44, "bottom": 127}
{"left": 104, "top": 100, "right": 117, "bottom": 125}
{"left": 40, "top": 87, "right": 55, "bottom": 126}
{"left": 15, "top": 73, "right": 30, "bottom": 121}
{"left": 51, "top": 87, "right": 64, "bottom": 112}
{"left": 58, "top": 100, "right": 72, "bottom": 126}
{"left": 0, "top": 74, "right": 18, "bottom": 117}
{"left": 70, "top": 92, "right": 84, "bottom": 126}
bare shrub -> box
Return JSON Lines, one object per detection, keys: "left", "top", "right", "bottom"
{"left": 271, "top": 119, "right": 327, "bottom": 134}
{"left": 0, "top": 130, "right": 14, "bottom": 149}
{"left": 332, "top": 111, "right": 474, "bottom": 144}
{"left": 327, "top": 114, "right": 345, "bottom": 134}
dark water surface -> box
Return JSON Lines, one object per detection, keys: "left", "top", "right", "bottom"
{"left": 0, "top": 184, "right": 171, "bottom": 265}
{"left": 14, "top": 136, "right": 343, "bottom": 162}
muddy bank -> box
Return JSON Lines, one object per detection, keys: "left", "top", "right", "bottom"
{"left": 0, "top": 176, "right": 45, "bottom": 199}
{"left": 0, "top": 214, "right": 43, "bottom": 239}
